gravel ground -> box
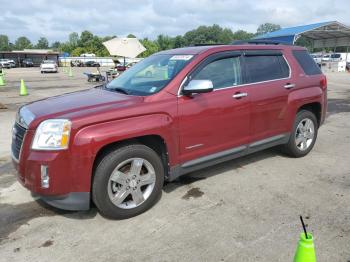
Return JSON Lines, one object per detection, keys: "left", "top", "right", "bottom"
{"left": 0, "top": 68, "right": 349, "bottom": 262}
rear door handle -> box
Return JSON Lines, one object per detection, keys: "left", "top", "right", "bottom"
{"left": 232, "top": 92, "right": 248, "bottom": 99}
{"left": 284, "top": 83, "right": 295, "bottom": 89}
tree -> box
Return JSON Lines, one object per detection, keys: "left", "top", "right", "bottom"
{"left": 183, "top": 24, "right": 234, "bottom": 46}
{"left": 68, "top": 32, "right": 79, "bottom": 48}
{"left": 156, "top": 34, "right": 173, "bottom": 50}
{"left": 71, "top": 47, "right": 86, "bottom": 56}
{"left": 36, "top": 37, "right": 49, "bottom": 49}
{"left": 127, "top": 34, "right": 136, "bottom": 38}
{"left": 232, "top": 30, "right": 255, "bottom": 41}
{"left": 139, "top": 38, "right": 159, "bottom": 57}
{"left": 0, "top": 35, "right": 11, "bottom": 51}
{"left": 256, "top": 23, "right": 281, "bottom": 35}
{"left": 173, "top": 35, "right": 185, "bottom": 48}
{"left": 79, "top": 31, "right": 94, "bottom": 47}
{"left": 51, "top": 41, "right": 61, "bottom": 49}
{"left": 15, "top": 36, "right": 32, "bottom": 50}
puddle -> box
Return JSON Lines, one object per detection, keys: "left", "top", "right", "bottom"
{"left": 327, "top": 98, "right": 350, "bottom": 115}
{"left": 182, "top": 187, "right": 204, "bottom": 200}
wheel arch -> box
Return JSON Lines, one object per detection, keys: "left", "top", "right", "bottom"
{"left": 92, "top": 135, "right": 170, "bottom": 185}
{"left": 297, "top": 102, "right": 322, "bottom": 126}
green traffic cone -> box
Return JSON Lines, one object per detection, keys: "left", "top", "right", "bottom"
{"left": 0, "top": 75, "right": 5, "bottom": 86}
{"left": 294, "top": 232, "right": 316, "bottom": 262}
{"left": 20, "top": 79, "right": 28, "bottom": 96}
{"left": 68, "top": 67, "right": 73, "bottom": 77}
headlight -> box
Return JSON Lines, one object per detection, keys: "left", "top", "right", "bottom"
{"left": 32, "top": 119, "right": 71, "bottom": 150}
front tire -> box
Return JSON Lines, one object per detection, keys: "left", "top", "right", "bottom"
{"left": 283, "top": 110, "right": 318, "bottom": 157}
{"left": 92, "top": 144, "right": 164, "bottom": 219}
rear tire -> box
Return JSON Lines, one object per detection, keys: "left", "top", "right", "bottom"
{"left": 283, "top": 110, "right": 318, "bottom": 157}
{"left": 92, "top": 144, "right": 164, "bottom": 219}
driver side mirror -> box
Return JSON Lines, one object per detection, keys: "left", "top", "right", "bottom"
{"left": 182, "top": 80, "right": 213, "bottom": 95}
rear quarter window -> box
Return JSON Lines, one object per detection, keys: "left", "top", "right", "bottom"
{"left": 292, "top": 50, "right": 322, "bottom": 75}
{"left": 244, "top": 54, "right": 290, "bottom": 83}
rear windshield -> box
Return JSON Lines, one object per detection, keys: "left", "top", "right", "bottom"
{"left": 292, "top": 50, "right": 322, "bottom": 75}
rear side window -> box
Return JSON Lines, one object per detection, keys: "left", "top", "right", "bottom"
{"left": 292, "top": 50, "right": 322, "bottom": 75}
{"left": 244, "top": 55, "right": 289, "bottom": 83}
{"left": 193, "top": 56, "right": 242, "bottom": 89}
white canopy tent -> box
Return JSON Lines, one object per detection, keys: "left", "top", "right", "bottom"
{"left": 103, "top": 37, "right": 146, "bottom": 65}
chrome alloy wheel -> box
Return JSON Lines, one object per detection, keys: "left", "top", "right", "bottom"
{"left": 295, "top": 118, "right": 315, "bottom": 151}
{"left": 107, "top": 158, "right": 156, "bottom": 209}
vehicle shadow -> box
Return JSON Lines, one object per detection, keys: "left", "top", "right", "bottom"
{"left": 163, "top": 147, "right": 285, "bottom": 193}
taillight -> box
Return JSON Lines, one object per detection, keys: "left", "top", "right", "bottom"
{"left": 320, "top": 76, "right": 327, "bottom": 90}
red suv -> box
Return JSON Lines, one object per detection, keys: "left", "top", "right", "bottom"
{"left": 12, "top": 42, "right": 327, "bottom": 219}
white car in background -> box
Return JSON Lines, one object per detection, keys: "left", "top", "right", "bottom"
{"left": 40, "top": 60, "right": 58, "bottom": 73}
{"left": 0, "top": 59, "right": 12, "bottom": 69}
{"left": 310, "top": 54, "right": 322, "bottom": 65}
{"left": 0, "top": 59, "right": 16, "bottom": 68}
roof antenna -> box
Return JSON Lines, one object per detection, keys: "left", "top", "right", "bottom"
{"left": 300, "top": 215, "right": 308, "bottom": 239}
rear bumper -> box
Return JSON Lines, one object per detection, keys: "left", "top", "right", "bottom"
{"left": 32, "top": 192, "right": 90, "bottom": 211}
{"left": 41, "top": 68, "right": 57, "bottom": 72}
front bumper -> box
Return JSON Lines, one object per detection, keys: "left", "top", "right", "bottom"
{"left": 12, "top": 128, "right": 92, "bottom": 211}
{"left": 32, "top": 192, "right": 90, "bottom": 211}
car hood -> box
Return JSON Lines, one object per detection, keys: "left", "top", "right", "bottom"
{"left": 24, "top": 87, "right": 144, "bottom": 129}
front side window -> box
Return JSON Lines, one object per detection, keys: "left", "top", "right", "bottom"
{"left": 244, "top": 55, "right": 289, "bottom": 83}
{"left": 192, "top": 56, "right": 242, "bottom": 89}
{"left": 106, "top": 54, "right": 193, "bottom": 96}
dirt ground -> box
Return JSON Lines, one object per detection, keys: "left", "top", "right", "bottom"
{"left": 0, "top": 68, "right": 350, "bottom": 262}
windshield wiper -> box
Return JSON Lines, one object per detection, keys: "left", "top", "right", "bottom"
{"left": 105, "top": 85, "right": 129, "bottom": 95}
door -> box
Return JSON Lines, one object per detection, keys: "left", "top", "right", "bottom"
{"left": 177, "top": 52, "right": 251, "bottom": 164}
{"left": 242, "top": 51, "right": 292, "bottom": 142}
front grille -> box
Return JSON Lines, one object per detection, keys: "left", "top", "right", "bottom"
{"left": 11, "top": 122, "right": 27, "bottom": 160}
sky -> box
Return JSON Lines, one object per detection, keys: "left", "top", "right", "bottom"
{"left": 0, "top": 0, "right": 349, "bottom": 43}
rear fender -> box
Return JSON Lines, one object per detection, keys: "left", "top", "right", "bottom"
{"left": 287, "top": 86, "right": 323, "bottom": 130}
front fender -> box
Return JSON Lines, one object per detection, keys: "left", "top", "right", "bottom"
{"left": 69, "top": 114, "right": 178, "bottom": 192}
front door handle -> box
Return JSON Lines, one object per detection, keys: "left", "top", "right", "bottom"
{"left": 284, "top": 83, "right": 295, "bottom": 89}
{"left": 232, "top": 92, "right": 248, "bottom": 99}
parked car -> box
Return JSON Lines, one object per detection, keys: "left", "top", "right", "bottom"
{"left": 22, "top": 58, "right": 34, "bottom": 67}
{"left": 85, "top": 61, "right": 100, "bottom": 67}
{"left": 1, "top": 59, "right": 16, "bottom": 68}
{"left": 310, "top": 54, "right": 322, "bottom": 66}
{"left": 115, "top": 62, "right": 137, "bottom": 72}
{"left": 0, "top": 59, "right": 11, "bottom": 69}
{"left": 329, "top": 53, "right": 342, "bottom": 62}
{"left": 40, "top": 60, "right": 58, "bottom": 73}
{"left": 12, "top": 42, "right": 327, "bottom": 219}
{"left": 70, "top": 60, "right": 84, "bottom": 67}
{"left": 115, "top": 63, "right": 127, "bottom": 71}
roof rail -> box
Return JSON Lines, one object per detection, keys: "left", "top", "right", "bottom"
{"left": 193, "top": 43, "right": 226, "bottom": 46}
{"left": 232, "top": 40, "right": 291, "bottom": 45}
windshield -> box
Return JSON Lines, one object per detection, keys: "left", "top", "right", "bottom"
{"left": 43, "top": 60, "right": 55, "bottom": 64}
{"left": 106, "top": 54, "right": 193, "bottom": 96}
